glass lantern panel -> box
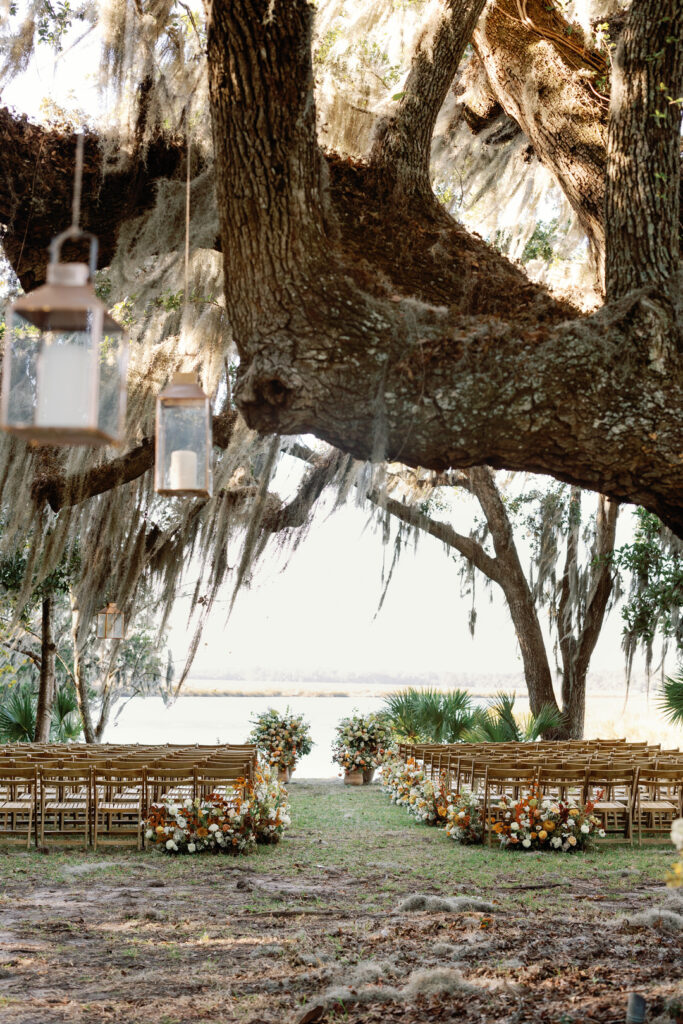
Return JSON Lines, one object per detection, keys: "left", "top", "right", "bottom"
{"left": 97, "top": 610, "right": 125, "bottom": 639}
{"left": 108, "top": 612, "right": 125, "bottom": 639}
{"left": 98, "top": 323, "right": 127, "bottom": 440}
{"left": 5, "top": 309, "right": 97, "bottom": 432}
{"left": 157, "top": 401, "right": 211, "bottom": 494}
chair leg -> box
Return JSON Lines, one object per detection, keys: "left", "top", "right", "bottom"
{"left": 26, "top": 802, "right": 33, "bottom": 851}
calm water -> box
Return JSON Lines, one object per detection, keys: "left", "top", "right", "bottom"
{"left": 103, "top": 695, "right": 387, "bottom": 778}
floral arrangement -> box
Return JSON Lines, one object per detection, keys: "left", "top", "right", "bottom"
{"left": 380, "top": 752, "right": 451, "bottom": 825}
{"left": 145, "top": 789, "right": 255, "bottom": 855}
{"left": 144, "top": 764, "right": 291, "bottom": 854}
{"left": 331, "top": 711, "right": 393, "bottom": 776}
{"left": 249, "top": 707, "right": 313, "bottom": 773}
{"left": 492, "top": 788, "right": 606, "bottom": 851}
{"left": 251, "top": 763, "right": 291, "bottom": 845}
{"left": 667, "top": 817, "right": 683, "bottom": 887}
{"left": 445, "top": 788, "right": 483, "bottom": 845}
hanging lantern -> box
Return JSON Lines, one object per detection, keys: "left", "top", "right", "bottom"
{"left": 155, "top": 372, "right": 212, "bottom": 497}
{"left": 0, "top": 231, "right": 128, "bottom": 446}
{"left": 96, "top": 602, "right": 125, "bottom": 640}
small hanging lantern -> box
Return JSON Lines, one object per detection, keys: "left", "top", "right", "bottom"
{"left": 0, "top": 230, "right": 128, "bottom": 446}
{"left": 155, "top": 372, "right": 212, "bottom": 497}
{"left": 96, "top": 602, "right": 126, "bottom": 640}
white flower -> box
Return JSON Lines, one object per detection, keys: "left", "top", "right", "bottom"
{"left": 598, "top": 829, "right": 606, "bottom": 838}
{"left": 176, "top": 816, "right": 187, "bottom": 829}
{"left": 145, "top": 829, "right": 154, "bottom": 839}
{"left": 522, "top": 839, "right": 531, "bottom": 848}
{"left": 671, "top": 818, "right": 683, "bottom": 851}
{"left": 208, "top": 823, "right": 219, "bottom": 833}
{"left": 551, "top": 837, "right": 562, "bottom": 848}
{"left": 187, "top": 843, "right": 196, "bottom": 853}
{"left": 165, "top": 839, "right": 176, "bottom": 850}
{"left": 504, "top": 812, "right": 511, "bottom": 819}
{"left": 458, "top": 811, "right": 466, "bottom": 819}
{"left": 580, "top": 824, "right": 590, "bottom": 834}
{"left": 510, "top": 822, "right": 520, "bottom": 831}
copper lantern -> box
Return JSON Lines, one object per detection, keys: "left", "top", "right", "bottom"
{"left": 0, "top": 231, "right": 128, "bottom": 446}
{"left": 155, "top": 372, "right": 212, "bottom": 497}
{"left": 96, "top": 602, "right": 125, "bottom": 640}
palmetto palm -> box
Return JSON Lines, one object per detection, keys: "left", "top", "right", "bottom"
{"left": 0, "top": 683, "right": 36, "bottom": 742}
{"left": 382, "top": 688, "right": 476, "bottom": 743}
{"left": 657, "top": 673, "right": 683, "bottom": 727}
{"left": 50, "top": 684, "right": 82, "bottom": 741}
{"left": 465, "top": 692, "right": 563, "bottom": 743}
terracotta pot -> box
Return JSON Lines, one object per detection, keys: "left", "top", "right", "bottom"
{"left": 362, "top": 768, "right": 375, "bottom": 785}
{"left": 344, "top": 770, "right": 364, "bottom": 786}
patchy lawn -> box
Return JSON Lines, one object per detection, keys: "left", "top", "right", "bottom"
{"left": 0, "top": 780, "right": 681, "bottom": 1023}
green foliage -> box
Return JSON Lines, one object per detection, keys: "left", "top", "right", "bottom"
{"left": 611, "top": 508, "right": 683, "bottom": 662}
{"left": 521, "top": 219, "right": 560, "bottom": 265}
{"left": 465, "top": 692, "right": 563, "bottom": 743}
{"left": 0, "top": 680, "right": 82, "bottom": 742}
{"left": 657, "top": 673, "right": 683, "bottom": 728}
{"left": 35, "top": 0, "right": 87, "bottom": 51}
{"left": 382, "top": 688, "right": 476, "bottom": 743}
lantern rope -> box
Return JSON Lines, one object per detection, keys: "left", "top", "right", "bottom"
{"left": 71, "top": 133, "right": 85, "bottom": 233}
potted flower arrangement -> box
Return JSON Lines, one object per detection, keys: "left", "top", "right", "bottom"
{"left": 332, "top": 711, "right": 393, "bottom": 785}
{"left": 249, "top": 708, "right": 313, "bottom": 781}
{"left": 492, "top": 788, "right": 606, "bottom": 851}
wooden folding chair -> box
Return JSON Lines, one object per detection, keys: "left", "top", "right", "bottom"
{"left": 484, "top": 766, "right": 538, "bottom": 845}
{"left": 93, "top": 768, "right": 145, "bottom": 850}
{"left": 39, "top": 766, "right": 91, "bottom": 849}
{"left": 584, "top": 766, "right": 638, "bottom": 845}
{"left": 0, "top": 767, "right": 37, "bottom": 849}
{"left": 635, "top": 767, "right": 683, "bottom": 846}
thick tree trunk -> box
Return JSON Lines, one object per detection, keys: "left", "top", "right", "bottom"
{"left": 205, "top": 0, "right": 683, "bottom": 537}
{"left": 70, "top": 591, "right": 96, "bottom": 744}
{"left": 33, "top": 594, "right": 56, "bottom": 743}
{"left": 473, "top": 0, "right": 608, "bottom": 270}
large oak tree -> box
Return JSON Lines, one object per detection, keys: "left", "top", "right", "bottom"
{"left": 0, "top": 0, "right": 680, "bottom": 536}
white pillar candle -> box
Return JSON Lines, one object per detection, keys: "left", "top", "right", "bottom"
{"left": 36, "top": 343, "right": 93, "bottom": 427}
{"left": 169, "top": 449, "right": 198, "bottom": 490}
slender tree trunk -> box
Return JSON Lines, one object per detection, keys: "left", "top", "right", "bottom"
{"left": 70, "top": 590, "right": 96, "bottom": 744}
{"left": 33, "top": 594, "right": 56, "bottom": 742}
{"left": 558, "top": 492, "right": 618, "bottom": 738}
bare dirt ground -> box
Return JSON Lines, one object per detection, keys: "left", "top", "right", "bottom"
{"left": 0, "top": 780, "right": 681, "bottom": 1024}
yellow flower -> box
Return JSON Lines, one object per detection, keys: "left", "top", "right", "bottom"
{"left": 543, "top": 821, "right": 556, "bottom": 832}
{"left": 568, "top": 835, "right": 577, "bottom": 846}
{"left": 569, "top": 808, "right": 580, "bottom": 817}
{"left": 538, "top": 829, "right": 547, "bottom": 840}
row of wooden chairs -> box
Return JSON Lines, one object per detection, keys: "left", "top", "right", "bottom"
{"left": 0, "top": 743, "right": 259, "bottom": 849}
{"left": 395, "top": 742, "right": 683, "bottom": 847}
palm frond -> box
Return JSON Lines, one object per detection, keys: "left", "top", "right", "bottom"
{"left": 0, "top": 683, "right": 36, "bottom": 743}
{"left": 657, "top": 673, "right": 683, "bottom": 727}
{"left": 50, "top": 684, "right": 83, "bottom": 742}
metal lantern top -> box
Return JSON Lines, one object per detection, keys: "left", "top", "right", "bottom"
{"left": 0, "top": 229, "right": 129, "bottom": 447}
{"left": 155, "top": 371, "right": 213, "bottom": 498}
{"left": 157, "top": 372, "right": 210, "bottom": 405}
{"left": 96, "top": 602, "right": 125, "bottom": 640}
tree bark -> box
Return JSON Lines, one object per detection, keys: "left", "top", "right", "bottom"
{"left": 70, "top": 590, "right": 96, "bottom": 744}
{"left": 33, "top": 594, "right": 56, "bottom": 742}
{"left": 472, "top": 0, "right": 609, "bottom": 269}
{"left": 605, "top": 0, "right": 682, "bottom": 319}
{"left": 370, "top": 0, "right": 487, "bottom": 198}
{"left": 206, "top": 0, "right": 683, "bottom": 538}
